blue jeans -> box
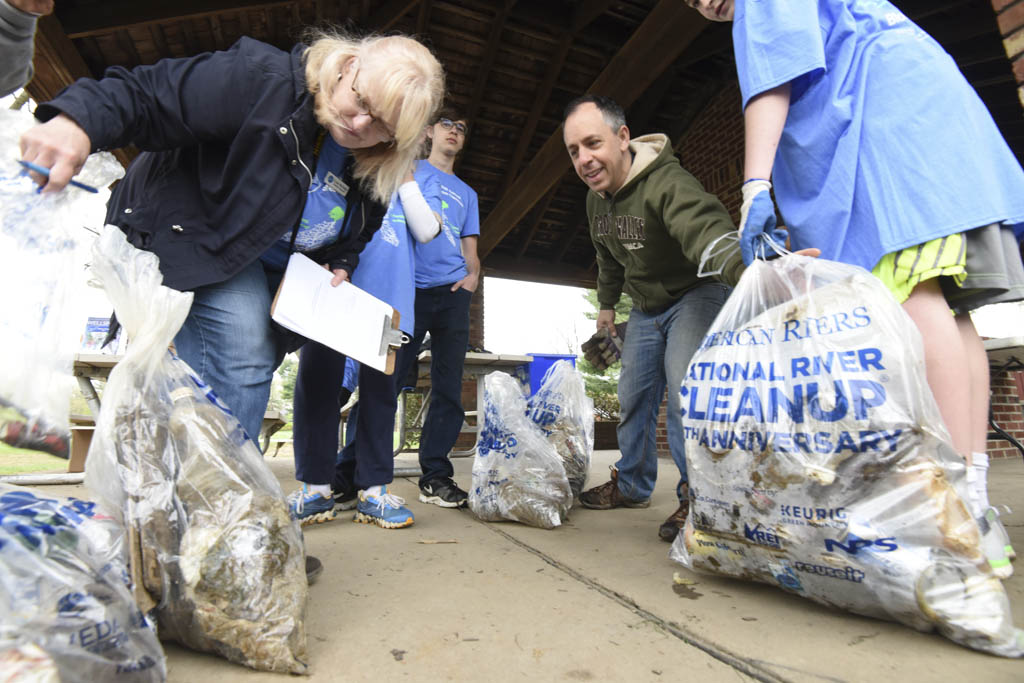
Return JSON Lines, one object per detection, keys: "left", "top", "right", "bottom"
{"left": 392, "top": 285, "right": 472, "bottom": 486}
{"left": 614, "top": 282, "right": 730, "bottom": 502}
{"left": 173, "top": 259, "right": 286, "bottom": 444}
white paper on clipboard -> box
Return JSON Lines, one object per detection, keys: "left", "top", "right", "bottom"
{"left": 271, "top": 252, "right": 399, "bottom": 373}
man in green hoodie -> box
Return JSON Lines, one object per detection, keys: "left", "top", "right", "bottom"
{"left": 563, "top": 94, "right": 744, "bottom": 542}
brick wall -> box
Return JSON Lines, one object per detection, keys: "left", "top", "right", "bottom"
{"left": 676, "top": 81, "right": 746, "bottom": 223}
{"left": 988, "top": 369, "right": 1024, "bottom": 460}
{"left": 993, "top": 0, "right": 1024, "bottom": 111}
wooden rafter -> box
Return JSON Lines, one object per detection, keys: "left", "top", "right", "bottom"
{"left": 59, "top": 1, "right": 292, "bottom": 39}
{"left": 497, "top": 0, "right": 616, "bottom": 194}
{"left": 455, "top": 0, "right": 516, "bottom": 176}
{"left": 515, "top": 186, "right": 558, "bottom": 259}
{"left": 366, "top": 0, "right": 421, "bottom": 32}
{"left": 477, "top": 0, "right": 708, "bottom": 260}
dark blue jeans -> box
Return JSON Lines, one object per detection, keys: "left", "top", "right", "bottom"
{"left": 392, "top": 285, "right": 472, "bottom": 486}
{"left": 293, "top": 341, "right": 396, "bottom": 489}
{"left": 173, "top": 259, "right": 286, "bottom": 445}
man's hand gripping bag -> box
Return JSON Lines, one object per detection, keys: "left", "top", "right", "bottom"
{"left": 669, "top": 254, "right": 1023, "bottom": 657}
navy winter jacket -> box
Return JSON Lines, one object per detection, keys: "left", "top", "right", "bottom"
{"left": 36, "top": 37, "right": 385, "bottom": 291}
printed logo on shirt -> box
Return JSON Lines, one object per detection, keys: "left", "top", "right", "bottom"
{"left": 593, "top": 214, "right": 646, "bottom": 242}
{"left": 380, "top": 222, "right": 399, "bottom": 246}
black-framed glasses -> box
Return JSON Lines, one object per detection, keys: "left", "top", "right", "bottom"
{"left": 438, "top": 118, "right": 467, "bottom": 135}
{"left": 350, "top": 63, "right": 396, "bottom": 142}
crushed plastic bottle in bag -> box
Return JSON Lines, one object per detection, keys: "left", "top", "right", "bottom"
{"left": 526, "top": 360, "right": 594, "bottom": 497}
{"left": 470, "top": 371, "right": 573, "bottom": 529}
{"left": 84, "top": 226, "right": 309, "bottom": 673}
{"left": 669, "top": 254, "right": 1023, "bottom": 658}
{"left": 0, "top": 483, "right": 166, "bottom": 681}
{"left": 0, "top": 109, "right": 124, "bottom": 460}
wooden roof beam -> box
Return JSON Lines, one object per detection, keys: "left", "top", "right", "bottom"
{"left": 366, "top": 0, "right": 421, "bottom": 32}
{"left": 499, "top": 0, "right": 617, "bottom": 194}
{"left": 58, "top": 1, "right": 290, "bottom": 39}
{"left": 478, "top": 0, "right": 708, "bottom": 259}
{"left": 483, "top": 252, "right": 596, "bottom": 289}
{"left": 454, "top": 0, "right": 517, "bottom": 175}
{"left": 515, "top": 186, "right": 558, "bottom": 259}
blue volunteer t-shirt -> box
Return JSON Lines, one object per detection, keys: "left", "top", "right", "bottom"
{"left": 733, "top": 0, "right": 1024, "bottom": 270}
{"left": 351, "top": 192, "right": 417, "bottom": 334}
{"left": 282, "top": 136, "right": 352, "bottom": 252}
{"left": 411, "top": 159, "right": 480, "bottom": 288}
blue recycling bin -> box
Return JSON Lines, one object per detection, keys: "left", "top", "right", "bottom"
{"left": 527, "top": 353, "right": 577, "bottom": 396}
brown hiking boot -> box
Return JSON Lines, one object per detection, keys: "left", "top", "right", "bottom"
{"left": 579, "top": 467, "right": 650, "bottom": 510}
{"left": 658, "top": 484, "right": 690, "bottom": 542}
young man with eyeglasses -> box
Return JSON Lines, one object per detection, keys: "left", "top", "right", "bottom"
{"left": 390, "top": 107, "right": 481, "bottom": 508}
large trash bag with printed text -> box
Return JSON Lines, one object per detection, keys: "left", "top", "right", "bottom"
{"left": 470, "top": 371, "right": 573, "bottom": 528}
{"left": 669, "top": 254, "right": 1023, "bottom": 657}
{"left": 0, "top": 109, "right": 124, "bottom": 460}
{"left": 0, "top": 483, "right": 166, "bottom": 681}
{"left": 83, "top": 226, "right": 308, "bottom": 673}
{"left": 526, "top": 360, "right": 595, "bottom": 498}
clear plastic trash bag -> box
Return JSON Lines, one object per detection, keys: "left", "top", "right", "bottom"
{"left": 84, "top": 226, "right": 309, "bottom": 673}
{"left": 526, "top": 360, "right": 594, "bottom": 498}
{"left": 669, "top": 253, "right": 1023, "bottom": 657}
{"left": 470, "top": 371, "right": 573, "bottom": 529}
{"left": 0, "top": 483, "right": 166, "bottom": 681}
{"left": 0, "top": 109, "right": 123, "bottom": 459}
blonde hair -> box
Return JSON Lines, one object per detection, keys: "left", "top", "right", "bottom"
{"left": 304, "top": 29, "right": 444, "bottom": 203}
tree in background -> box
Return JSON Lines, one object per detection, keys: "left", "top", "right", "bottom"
{"left": 579, "top": 290, "right": 632, "bottom": 420}
{"left": 268, "top": 353, "right": 298, "bottom": 420}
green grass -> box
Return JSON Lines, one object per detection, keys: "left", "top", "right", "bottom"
{"left": 0, "top": 442, "right": 69, "bottom": 475}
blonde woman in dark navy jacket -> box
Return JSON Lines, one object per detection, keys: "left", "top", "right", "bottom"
{"left": 19, "top": 29, "right": 444, "bottom": 446}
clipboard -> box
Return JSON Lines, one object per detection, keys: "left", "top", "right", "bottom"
{"left": 270, "top": 253, "right": 406, "bottom": 374}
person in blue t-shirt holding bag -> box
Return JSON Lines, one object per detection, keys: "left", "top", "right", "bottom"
{"left": 686, "top": 0, "right": 1024, "bottom": 573}
{"left": 387, "top": 106, "right": 481, "bottom": 509}
{"left": 289, "top": 162, "right": 442, "bottom": 528}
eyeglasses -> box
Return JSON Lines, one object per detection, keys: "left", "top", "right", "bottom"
{"left": 438, "top": 118, "right": 467, "bottom": 136}
{"left": 350, "top": 63, "right": 396, "bottom": 143}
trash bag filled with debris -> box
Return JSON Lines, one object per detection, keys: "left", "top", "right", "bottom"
{"left": 84, "top": 226, "right": 308, "bottom": 674}
{"left": 0, "top": 109, "right": 123, "bottom": 460}
{"left": 526, "top": 360, "right": 594, "bottom": 498}
{"left": 0, "top": 483, "right": 166, "bottom": 682}
{"left": 670, "top": 253, "right": 1023, "bottom": 657}
{"left": 470, "top": 371, "right": 573, "bottom": 529}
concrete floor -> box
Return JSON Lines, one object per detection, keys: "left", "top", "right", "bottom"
{"left": 36, "top": 451, "right": 1024, "bottom": 682}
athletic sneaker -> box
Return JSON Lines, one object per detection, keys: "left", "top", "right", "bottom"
{"left": 333, "top": 488, "right": 359, "bottom": 511}
{"left": 354, "top": 486, "right": 415, "bottom": 529}
{"left": 419, "top": 478, "right": 469, "bottom": 508}
{"left": 287, "top": 484, "right": 337, "bottom": 526}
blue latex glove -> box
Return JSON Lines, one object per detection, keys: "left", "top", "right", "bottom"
{"left": 739, "top": 179, "right": 787, "bottom": 265}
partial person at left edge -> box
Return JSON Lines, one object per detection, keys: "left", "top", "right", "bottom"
{"left": 0, "top": 0, "right": 53, "bottom": 97}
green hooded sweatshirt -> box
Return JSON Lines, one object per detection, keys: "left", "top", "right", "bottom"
{"left": 587, "top": 133, "right": 744, "bottom": 313}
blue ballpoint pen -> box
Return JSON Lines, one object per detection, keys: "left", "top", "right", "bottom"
{"left": 17, "top": 159, "right": 99, "bottom": 193}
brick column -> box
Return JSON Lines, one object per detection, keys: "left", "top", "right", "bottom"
{"left": 987, "top": 369, "right": 1024, "bottom": 459}
{"left": 993, "top": 0, "right": 1024, "bottom": 111}
{"left": 469, "top": 275, "right": 485, "bottom": 349}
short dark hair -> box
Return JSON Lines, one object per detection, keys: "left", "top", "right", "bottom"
{"left": 435, "top": 105, "right": 469, "bottom": 134}
{"left": 563, "top": 94, "right": 626, "bottom": 131}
